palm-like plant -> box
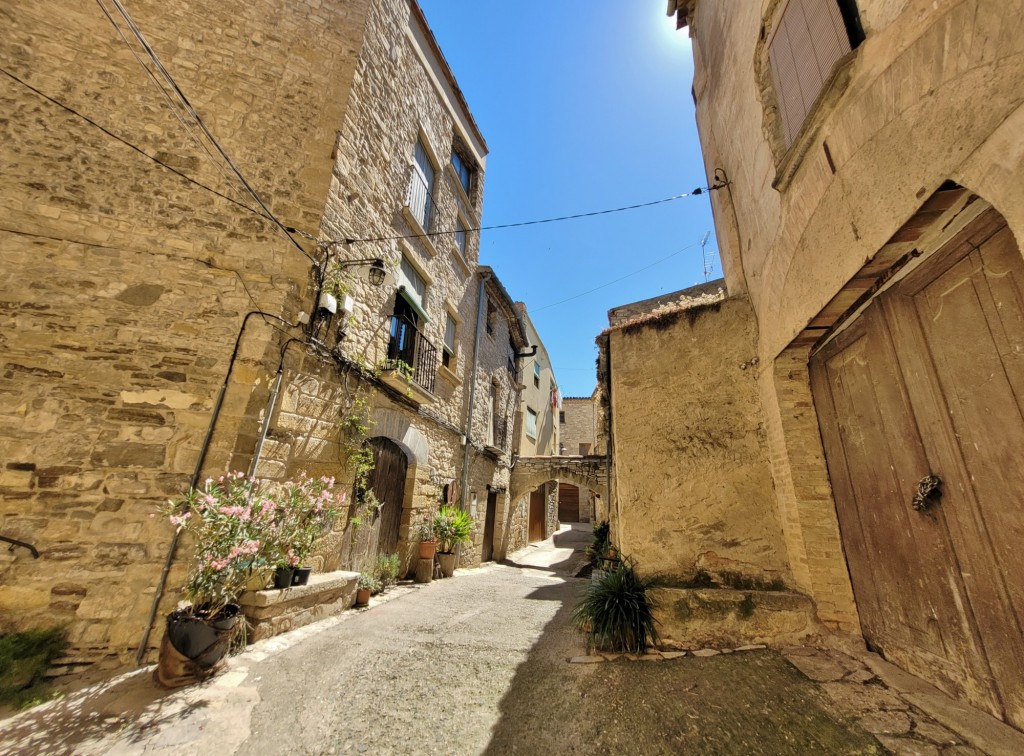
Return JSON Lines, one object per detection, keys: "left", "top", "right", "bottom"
{"left": 432, "top": 505, "right": 473, "bottom": 554}
{"left": 572, "top": 558, "right": 660, "bottom": 653}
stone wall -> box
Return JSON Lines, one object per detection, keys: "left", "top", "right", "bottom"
{"left": 603, "top": 294, "right": 789, "bottom": 584}
{"left": 0, "top": 0, "right": 372, "bottom": 673}
{"left": 559, "top": 398, "right": 599, "bottom": 456}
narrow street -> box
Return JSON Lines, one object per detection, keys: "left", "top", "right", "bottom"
{"left": 1, "top": 526, "right": 956, "bottom": 755}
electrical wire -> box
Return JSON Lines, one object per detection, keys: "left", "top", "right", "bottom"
{"left": 98, "top": 0, "right": 315, "bottom": 264}
{"left": 95, "top": 0, "right": 257, "bottom": 214}
{"left": 336, "top": 189, "right": 717, "bottom": 246}
{"left": 531, "top": 239, "right": 705, "bottom": 312}
{"left": 0, "top": 66, "right": 273, "bottom": 224}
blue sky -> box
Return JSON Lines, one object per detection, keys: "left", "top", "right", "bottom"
{"left": 418, "top": 0, "right": 718, "bottom": 397}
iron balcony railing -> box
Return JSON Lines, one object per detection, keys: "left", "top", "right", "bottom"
{"left": 386, "top": 315, "right": 438, "bottom": 395}
{"left": 406, "top": 166, "right": 434, "bottom": 232}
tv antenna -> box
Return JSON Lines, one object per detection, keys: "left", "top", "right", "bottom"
{"left": 700, "top": 231, "right": 715, "bottom": 282}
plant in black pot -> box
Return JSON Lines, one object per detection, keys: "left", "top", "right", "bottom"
{"left": 156, "top": 472, "right": 345, "bottom": 687}
{"left": 280, "top": 475, "right": 346, "bottom": 587}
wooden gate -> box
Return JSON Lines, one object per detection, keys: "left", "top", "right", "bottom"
{"left": 810, "top": 209, "right": 1024, "bottom": 728}
{"left": 366, "top": 437, "right": 408, "bottom": 558}
{"left": 529, "top": 489, "right": 545, "bottom": 542}
{"left": 558, "top": 483, "right": 580, "bottom": 522}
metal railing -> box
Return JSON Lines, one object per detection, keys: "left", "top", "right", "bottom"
{"left": 406, "top": 167, "right": 434, "bottom": 232}
{"left": 386, "top": 315, "right": 438, "bottom": 395}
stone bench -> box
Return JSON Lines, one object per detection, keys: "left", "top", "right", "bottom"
{"left": 239, "top": 570, "right": 360, "bottom": 642}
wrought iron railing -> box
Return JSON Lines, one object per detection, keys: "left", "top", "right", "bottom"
{"left": 406, "top": 167, "right": 434, "bottom": 232}
{"left": 386, "top": 315, "right": 438, "bottom": 395}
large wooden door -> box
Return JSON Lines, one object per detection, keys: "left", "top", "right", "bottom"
{"left": 366, "top": 437, "right": 407, "bottom": 557}
{"left": 529, "top": 490, "right": 545, "bottom": 542}
{"left": 811, "top": 209, "right": 1024, "bottom": 728}
{"left": 558, "top": 483, "right": 580, "bottom": 522}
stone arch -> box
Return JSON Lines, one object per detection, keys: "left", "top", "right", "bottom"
{"left": 369, "top": 408, "right": 428, "bottom": 466}
{"left": 509, "top": 457, "right": 608, "bottom": 505}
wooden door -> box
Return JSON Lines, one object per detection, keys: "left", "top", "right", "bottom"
{"left": 558, "top": 483, "right": 580, "bottom": 523}
{"left": 366, "top": 437, "right": 407, "bottom": 557}
{"left": 529, "top": 489, "right": 545, "bottom": 542}
{"left": 482, "top": 491, "right": 497, "bottom": 562}
{"left": 811, "top": 209, "right": 1024, "bottom": 728}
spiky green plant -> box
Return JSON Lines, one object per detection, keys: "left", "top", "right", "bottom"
{"left": 572, "top": 559, "right": 660, "bottom": 653}
{"left": 373, "top": 553, "right": 401, "bottom": 591}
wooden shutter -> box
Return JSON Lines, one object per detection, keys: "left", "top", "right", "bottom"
{"left": 769, "top": 0, "right": 852, "bottom": 147}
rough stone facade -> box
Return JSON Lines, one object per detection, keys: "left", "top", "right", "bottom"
{"left": 0, "top": 0, "right": 533, "bottom": 677}
{"left": 558, "top": 396, "right": 601, "bottom": 456}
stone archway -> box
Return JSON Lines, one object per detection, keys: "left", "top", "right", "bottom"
{"left": 509, "top": 455, "right": 608, "bottom": 505}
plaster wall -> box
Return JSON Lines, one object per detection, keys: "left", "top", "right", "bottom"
{"left": 606, "top": 296, "right": 789, "bottom": 584}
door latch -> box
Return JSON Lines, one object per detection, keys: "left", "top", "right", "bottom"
{"left": 912, "top": 474, "right": 943, "bottom": 512}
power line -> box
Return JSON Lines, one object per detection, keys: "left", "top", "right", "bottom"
{"left": 531, "top": 238, "right": 705, "bottom": 312}
{"left": 98, "top": 0, "right": 315, "bottom": 264}
{"left": 0, "top": 66, "right": 272, "bottom": 224}
{"left": 337, "top": 188, "right": 720, "bottom": 246}
{"left": 95, "top": 0, "right": 255, "bottom": 213}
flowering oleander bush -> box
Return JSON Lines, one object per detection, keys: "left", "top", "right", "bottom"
{"left": 412, "top": 507, "right": 436, "bottom": 543}
{"left": 160, "top": 472, "right": 345, "bottom": 619}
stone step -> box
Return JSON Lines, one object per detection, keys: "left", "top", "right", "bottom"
{"left": 239, "top": 570, "right": 360, "bottom": 642}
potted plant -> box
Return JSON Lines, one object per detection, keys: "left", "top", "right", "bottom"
{"left": 356, "top": 573, "right": 378, "bottom": 606}
{"left": 280, "top": 476, "right": 345, "bottom": 586}
{"left": 413, "top": 507, "right": 437, "bottom": 560}
{"left": 572, "top": 557, "right": 660, "bottom": 653}
{"left": 373, "top": 553, "right": 400, "bottom": 592}
{"left": 156, "top": 472, "right": 343, "bottom": 687}
{"left": 432, "top": 505, "right": 473, "bottom": 578}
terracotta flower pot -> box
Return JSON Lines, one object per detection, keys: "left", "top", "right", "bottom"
{"left": 418, "top": 540, "right": 437, "bottom": 560}
{"left": 356, "top": 587, "right": 371, "bottom": 606}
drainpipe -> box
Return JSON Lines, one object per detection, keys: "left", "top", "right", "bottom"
{"left": 246, "top": 338, "right": 306, "bottom": 478}
{"left": 135, "top": 310, "right": 297, "bottom": 665}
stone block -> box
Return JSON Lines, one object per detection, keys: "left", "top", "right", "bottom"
{"left": 240, "top": 570, "right": 359, "bottom": 642}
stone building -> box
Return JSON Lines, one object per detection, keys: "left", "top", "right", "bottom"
{"left": 0, "top": 0, "right": 534, "bottom": 678}
{"left": 599, "top": 0, "right": 1024, "bottom": 730}
{"left": 510, "top": 304, "right": 560, "bottom": 543}
{"left": 554, "top": 393, "right": 604, "bottom": 523}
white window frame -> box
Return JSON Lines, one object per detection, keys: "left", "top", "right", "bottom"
{"left": 526, "top": 407, "right": 538, "bottom": 440}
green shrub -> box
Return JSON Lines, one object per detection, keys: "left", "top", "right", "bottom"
{"left": 373, "top": 553, "right": 400, "bottom": 591}
{"left": 357, "top": 573, "right": 380, "bottom": 593}
{"left": 585, "top": 520, "right": 611, "bottom": 565}
{"left": 432, "top": 506, "right": 473, "bottom": 553}
{"left": 572, "top": 559, "right": 659, "bottom": 653}
{"left": 0, "top": 628, "right": 66, "bottom": 706}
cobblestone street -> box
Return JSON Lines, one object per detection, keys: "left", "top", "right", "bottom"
{"left": 2, "top": 525, "right": 1019, "bottom": 755}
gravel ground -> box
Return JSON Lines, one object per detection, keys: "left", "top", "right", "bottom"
{"left": 0, "top": 525, "right": 885, "bottom": 755}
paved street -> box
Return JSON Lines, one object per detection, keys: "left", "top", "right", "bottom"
{"left": 0, "top": 525, "right": 996, "bottom": 755}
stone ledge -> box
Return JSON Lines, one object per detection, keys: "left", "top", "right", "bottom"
{"left": 239, "top": 570, "right": 359, "bottom": 642}
{"left": 651, "top": 587, "right": 821, "bottom": 648}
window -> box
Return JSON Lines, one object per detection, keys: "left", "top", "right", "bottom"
{"left": 526, "top": 407, "right": 538, "bottom": 440}
{"left": 454, "top": 216, "right": 467, "bottom": 258}
{"left": 408, "top": 139, "right": 435, "bottom": 230}
{"left": 487, "top": 384, "right": 497, "bottom": 446}
{"left": 485, "top": 297, "right": 496, "bottom": 336}
{"left": 559, "top": 411, "right": 566, "bottom": 424}
{"left": 396, "top": 254, "right": 428, "bottom": 321}
{"left": 533, "top": 362, "right": 540, "bottom": 388}
{"left": 768, "top": 0, "right": 864, "bottom": 148}
{"left": 451, "top": 150, "right": 473, "bottom": 196}
{"left": 442, "top": 312, "right": 457, "bottom": 370}
{"left": 507, "top": 338, "right": 516, "bottom": 374}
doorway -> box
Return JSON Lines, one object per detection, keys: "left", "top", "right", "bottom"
{"left": 558, "top": 483, "right": 580, "bottom": 523}
{"left": 528, "top": 489, "right": 545, "bottom": 543}
{"left": 810, "top": 208, "right": 1024, "bottom": 728}
{"left": 365, "top": 437, "right": 408, "bottom": 558}
{"left": 482, "top": 490, "right": 497, "bottom": 562}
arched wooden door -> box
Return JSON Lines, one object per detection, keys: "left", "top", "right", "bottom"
{"left": 366, "top": 437, "right": 408, "bottom": 557}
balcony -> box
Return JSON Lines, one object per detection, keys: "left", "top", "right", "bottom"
{"left": 380, "top": 315, "right": 438, "bottom": 404}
